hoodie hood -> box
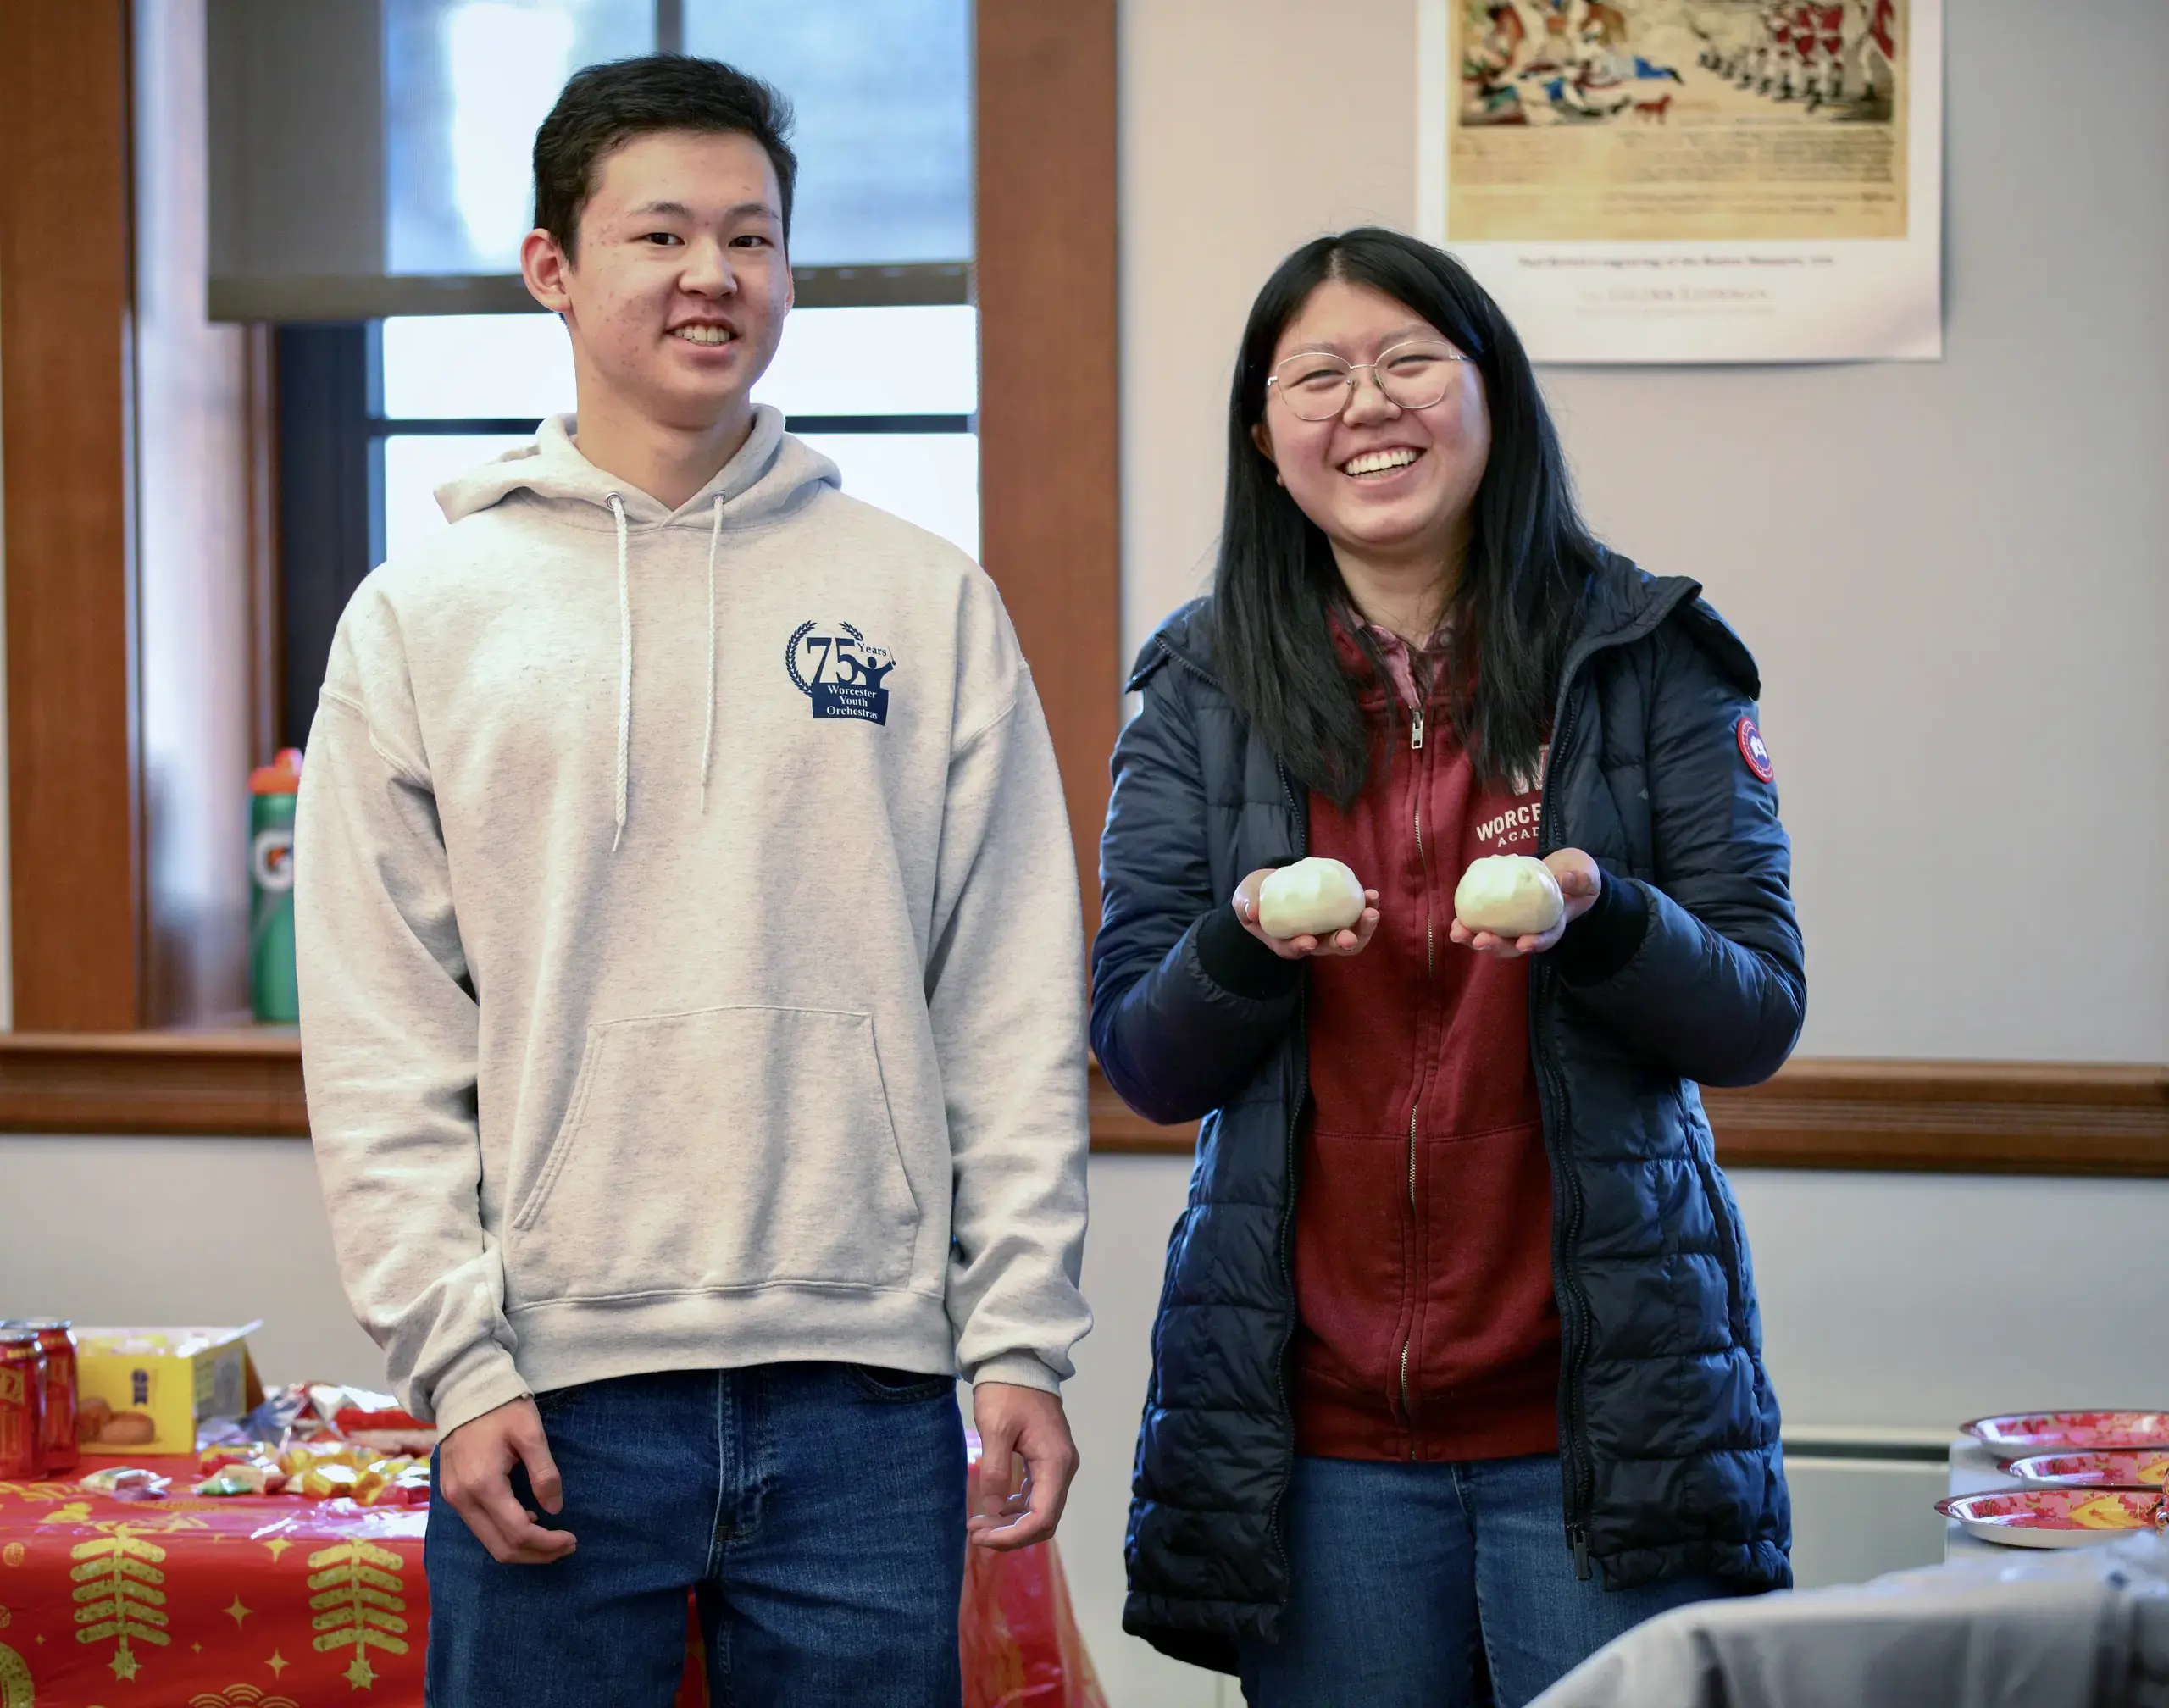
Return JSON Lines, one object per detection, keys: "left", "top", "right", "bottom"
{"left": 435, "top": 403, "right": 840, "bottom": 531}
{"left": 431, "top": 404, "right": 844, "bottom": 849}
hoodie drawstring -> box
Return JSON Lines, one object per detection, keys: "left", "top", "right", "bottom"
{"left": 607, "top": 493, "right": 631, "bottom": 851}
{"left": 699, "top": 496, "right": 723, "bottom": 812}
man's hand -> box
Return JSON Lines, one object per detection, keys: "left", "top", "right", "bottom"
{"left": 968, "top": 1383, "right": 1079, "bottom": 1552}
{"left": 437, "top": 1396, "right": 577, "bottom": 1565}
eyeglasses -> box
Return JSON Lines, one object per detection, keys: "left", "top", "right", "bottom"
{"left": 1265, "top": 339, "right": 1474, "bottom": 422}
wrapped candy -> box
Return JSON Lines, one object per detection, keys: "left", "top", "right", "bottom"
{"left": 300, "top": 1461, "right": 359, "bottom": 1499}
{"left": 80, "top": 1466, "right": 170, "bottom": 1500}
{"left": 186, "top": 1437, "right": 429, "bottom": 1505}
{"left": 192, "top": 1450, "right": 290, "bottom": 1496}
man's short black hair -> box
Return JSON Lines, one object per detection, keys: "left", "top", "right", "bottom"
{"left": 533, "top": 54, "right": 797, "bottom": 258}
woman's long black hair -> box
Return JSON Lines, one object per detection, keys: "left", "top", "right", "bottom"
{"left": 1210, "top": 228, "right": 1604, "bottom": 808}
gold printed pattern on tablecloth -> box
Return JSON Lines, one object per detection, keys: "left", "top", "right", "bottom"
{"left": 190, "top": 1685, "right": 302, "bottom": 1707}
{"left": 0, "top": 1639, "right": 31, "bottom": 1708}
{"left": 71, "top": 1523, "right": 172, "bottom": 1681}
{"left": 0, "top": 1484, "right": 81, "bottom": 1506}
{"left": 307, "top": 1538, "right": 410, "bottom": 1689}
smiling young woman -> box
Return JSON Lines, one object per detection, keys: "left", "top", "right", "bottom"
{"left": 1091, "top": 228, "right": 1808, "bottom": 1705}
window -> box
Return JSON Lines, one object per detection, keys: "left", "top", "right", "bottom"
{"left": 682, "top": 1, "right": 973, "bottom": 267}
{"left": 385, "top": 0, "right": 658, "bottom": 275}
{"left": 374, "top": 306, "right": 979, "bottom": 563}
{"left": 376, "top": 0, "right": 973, "bottom": 274}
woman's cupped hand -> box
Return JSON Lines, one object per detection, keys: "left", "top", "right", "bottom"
{"left": 1232, "top": 869, "right": 1381, "bottom": 960}
{"left": 1449, "top": 848, "right": 1601, "bottom": 959}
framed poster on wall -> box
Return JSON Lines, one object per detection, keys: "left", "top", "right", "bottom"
{"left": 1417, "top": 0, "right": 1943, "bottom": 362}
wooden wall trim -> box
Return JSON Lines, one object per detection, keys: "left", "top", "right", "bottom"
{"left": 0, "top": 1, "right": 144, "bottom": 1029}
{"left": 1090, "top": 1058, "right": 2169, "bottom": 1178}
{"left": 1696, "top": 1060, "right": 2169, "bottom": 1174}
{"left": 0, "top": 1030, "right": 306, "bottom": 1137}
{"left": 974, "top": 0, "right": 1121, "bottom": 939}
{"left": 3, "top": 1037, "right": 2162, "bottom": 1179}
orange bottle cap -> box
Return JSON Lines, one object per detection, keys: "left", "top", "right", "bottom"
{"left": 251, "top": 747, "right": 304, "bottom": 795}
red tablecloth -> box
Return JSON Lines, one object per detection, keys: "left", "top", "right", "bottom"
{"left": 0, "top": 1451, "right": 1104, "bottom": 1706}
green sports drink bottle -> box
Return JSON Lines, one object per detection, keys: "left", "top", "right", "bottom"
{"left": 249, "top": 748, "right": 303, "bottom": 1023}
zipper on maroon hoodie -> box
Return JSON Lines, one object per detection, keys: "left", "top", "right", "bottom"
{"left": 1398, "top": 691, "right": 1434, "bottom": 1457}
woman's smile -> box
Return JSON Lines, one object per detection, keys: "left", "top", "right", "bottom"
{"left": 1338, "top": 445, "right": 1427, "bottom": 482}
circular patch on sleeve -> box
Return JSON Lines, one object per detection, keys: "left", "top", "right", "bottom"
{"left": 1736, "top": 715, "right": 1775, "bottom": 783}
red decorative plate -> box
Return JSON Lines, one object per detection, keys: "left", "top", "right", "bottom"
{"left": 1939, "top": 1486, "right": 2165, "bottom": 1549}
{"left": 2002, "top": 1450, "right": 2169, "bottom": 1490}
{"left": 1962, "top": 1411, "right": 2169, "bottom": 1454}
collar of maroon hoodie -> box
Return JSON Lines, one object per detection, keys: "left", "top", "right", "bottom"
{"left": 1328, "top": 610, "right": 1450, "bottom": 717}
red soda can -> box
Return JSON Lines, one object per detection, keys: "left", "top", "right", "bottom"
{"left": 19, "top": 1320, "right": 78, "bottom": 1473}
{"left": 0, "top": 1327, "right": 47, "bottom": 1480}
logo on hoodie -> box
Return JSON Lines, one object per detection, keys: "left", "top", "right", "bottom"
{"left": 786, "top": 621, "right": 896, "bottom": 726}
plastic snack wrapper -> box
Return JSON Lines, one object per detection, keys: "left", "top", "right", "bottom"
{"left": 78, "top": 1466, "right": 171, "bottom": 1500}
{"left": 237, "top": 1385, "right": 312, "bottom": 1445}
{"left": 231, "top": 1381, "right": 436, "bottom": 1457}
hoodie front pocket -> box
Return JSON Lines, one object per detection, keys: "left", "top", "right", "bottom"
{"left": 509, "top": 1006, "right": 921, "bottom": 1301}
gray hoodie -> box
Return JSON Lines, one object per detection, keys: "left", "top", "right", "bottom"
{"left": 296, "top": 408, "right": 1091, "bottom": 1435}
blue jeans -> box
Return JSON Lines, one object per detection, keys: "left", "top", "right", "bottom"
{"left": 1238, "top": 1454, "right": 1739, "bottom": 1708}
{"left": 424, "top": 1363, "right": 966, "bottom": 1706}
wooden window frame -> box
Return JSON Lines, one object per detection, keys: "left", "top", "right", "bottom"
{"left": 2, "top": 0, "right": 2163, "bottom": 1176}
{"left": 1, "top": 0, "right": 142, "bottom": 1033}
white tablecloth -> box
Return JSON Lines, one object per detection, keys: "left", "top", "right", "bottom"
{"left": 1528, "top": 1447, "right": 2169, "bottom": 1708}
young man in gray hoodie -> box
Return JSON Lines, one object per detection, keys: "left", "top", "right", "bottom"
{"left": 295, "top": 55, "right": 1090, "bottom": 1705}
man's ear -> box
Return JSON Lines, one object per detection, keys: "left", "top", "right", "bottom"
{"left": 521, "top": 227, "right": 574, "bottom": 315}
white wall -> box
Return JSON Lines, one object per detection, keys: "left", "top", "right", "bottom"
{"left": 0, "top": 1135, "right": 378, "bottom": 1381}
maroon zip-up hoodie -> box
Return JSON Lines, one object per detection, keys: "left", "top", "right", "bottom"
{"left": 1294, "top": 630, "right": 1561, "bottom": 1462}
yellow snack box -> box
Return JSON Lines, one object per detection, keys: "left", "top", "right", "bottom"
{"left": 73, "top": 1324, "right": 264, "bottom": 1456}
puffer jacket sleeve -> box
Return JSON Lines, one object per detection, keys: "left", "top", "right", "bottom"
{"left": 1554, "top": 625, "right": 1806, "bottom": 1088}
{"left": 1090, "top": 650, "right": 1304, "bottom": 1126}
